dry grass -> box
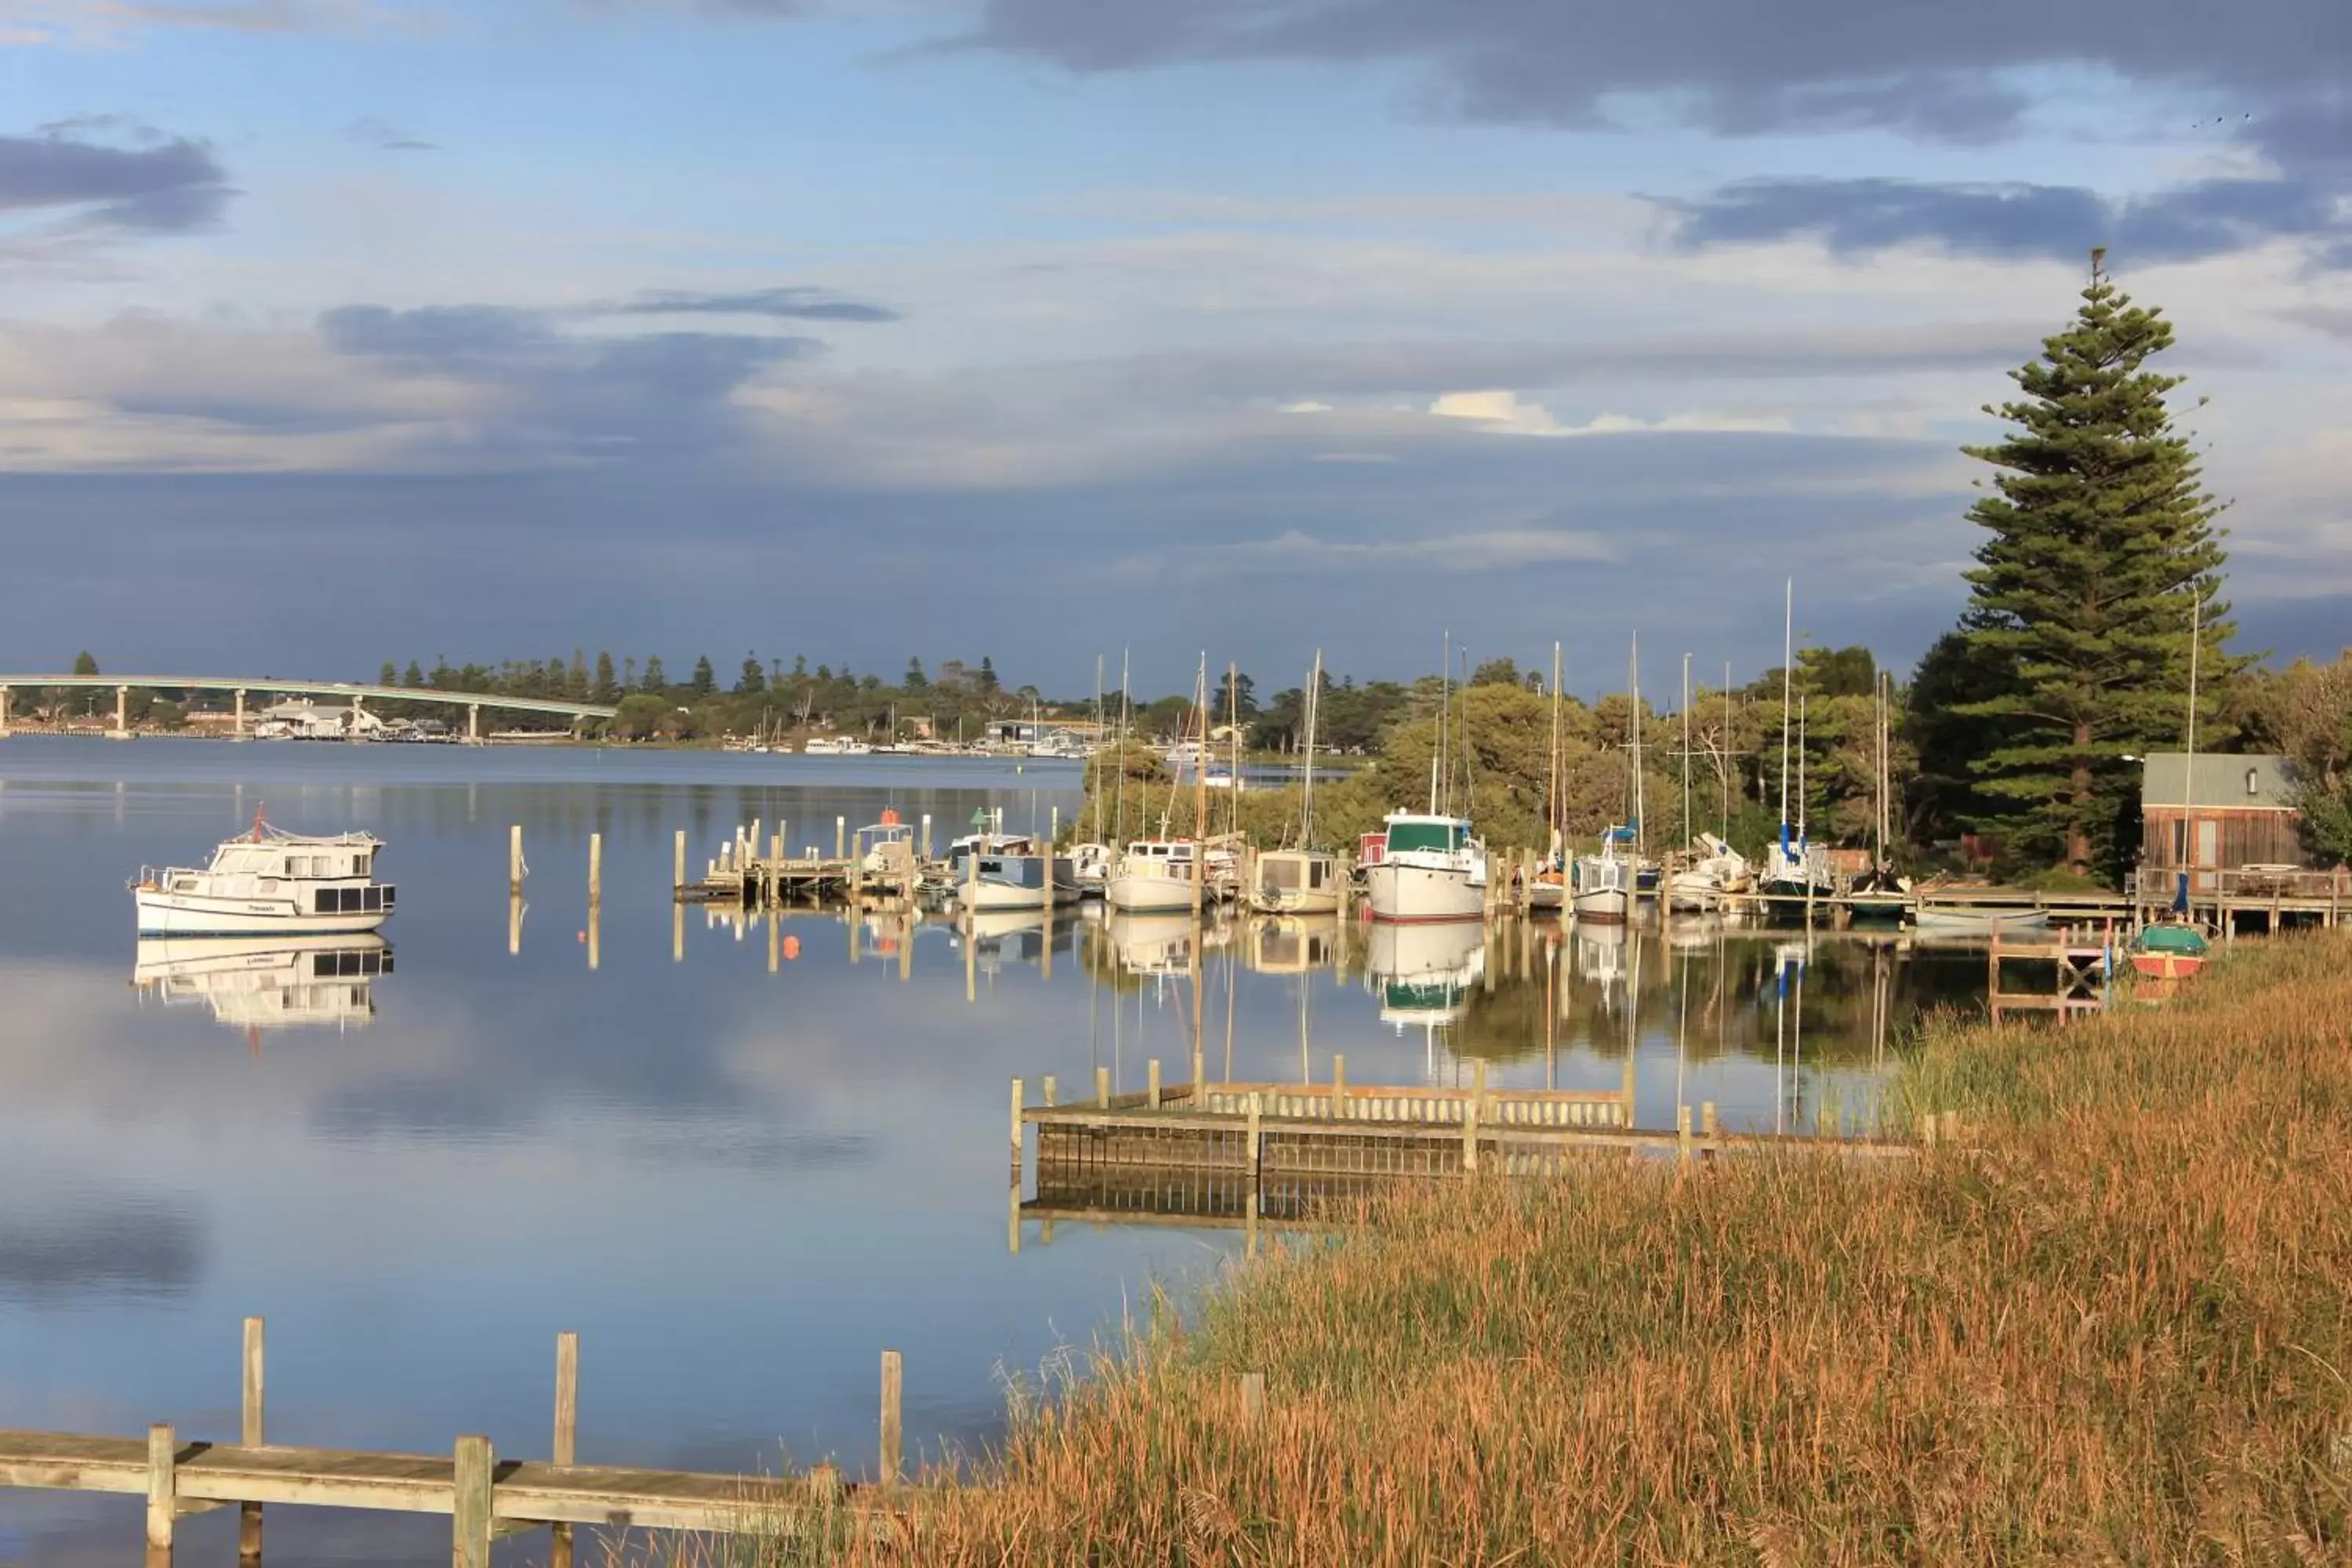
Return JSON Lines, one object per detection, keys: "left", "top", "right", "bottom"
{"left": 675, "top": 935, "right": 2352, "bottom": 1566}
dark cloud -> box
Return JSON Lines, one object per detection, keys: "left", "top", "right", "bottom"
{"left": 1672, "top": 175, "right": 2343, "bottom": 264}
{"left": 320, "top": 303, "right": 553, "bottom": 369}
{"left": 616, "top": 285, "right": 898, "bottom": 322}
{"left": 927, "top": 0, "right": 2352, "bottom": 139}
{"left": 0, "top": 126, "right": 234, "bottom": 233}
{"left": 342, "top": 116, "right": 438, "bottom": 151}
{"left": 0, "top": 1199, "right": 203, "bottom": 1301}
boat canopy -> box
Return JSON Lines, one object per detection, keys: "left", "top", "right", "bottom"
{"left": 1384, "top": 815, "right": 1469, "bottom": 854}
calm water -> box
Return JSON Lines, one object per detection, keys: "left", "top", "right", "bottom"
{"left": 0, "top": 738, "right": 1977, "bottom": 1565}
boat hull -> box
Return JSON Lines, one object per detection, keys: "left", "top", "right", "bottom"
{"left": 1913, "top": 908, "right": 2052, "bottom": 936}
{"left": 1570, "top": 887, "right": 1629, "bottom": 924}
{"left": 1846, "top": 893, "right": 1909, "bottom": 927}
{"left": 2132, "top": 951, "right": 2204, "bottom": 979}
{"left": 1250, "top": 887, "right": 1341, "bottom": 916}
{"left": 1105, "top": 873, "right": 1200, "bottom": 913}
{"left": 960, "top": 860, "right": 1081, "bottom": 911}
{"left": 135, "top": 890, "right": 390, "bottom": 937}
{"left": 1365, "top": 861, "right": 1483, "bottom": 924}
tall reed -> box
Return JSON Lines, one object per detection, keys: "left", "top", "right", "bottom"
{"left": 667, "top": 935, "right": 2352, "bottom": 1564}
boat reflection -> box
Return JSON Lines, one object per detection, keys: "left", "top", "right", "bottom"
{"left": 1244, "top": 914, "right": 1340, "bottom": 975}
{"left": 133, "top": 934, "right": 392, "bottom": 1033}
{"left": 1364, "top": 920, "right": 1486, "bottom": 1033}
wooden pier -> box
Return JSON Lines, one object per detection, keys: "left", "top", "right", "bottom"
{"left": 1985, "top": 924, "right": 2117, "bottom": 1023}
{"left": 0, "top": 1318, "right": 910, "bottom": 1565}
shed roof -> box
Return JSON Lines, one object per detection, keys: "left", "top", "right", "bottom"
{"left": 2141, "top": 753, "right": 2300, "bottom": 811}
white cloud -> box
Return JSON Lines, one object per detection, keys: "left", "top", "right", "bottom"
{"left": 1428, "top": 388, "right": 1795, "bottom": 438}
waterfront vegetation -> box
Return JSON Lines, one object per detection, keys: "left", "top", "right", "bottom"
{"left": 659, "top": 933, "right": 2350, "bottom": 1566}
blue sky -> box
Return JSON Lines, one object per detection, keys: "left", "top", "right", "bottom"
{"left": 2, "top": 0, "right": 2349, "bottom": 697}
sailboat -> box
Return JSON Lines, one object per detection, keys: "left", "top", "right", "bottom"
{"left": 1107, "top": 655, "right": 1213, "bottom": 915}
{"left": 1759, "top": 582, "right": 1828, "bottom": 923}
{"left": 1846, "top": 666, "right": 1910, "bottom": 926}
{"left": 1254, "top": 650, "right": 1341, "bottom": 914}
{"left": 1573, "top": 641, "right": 1643, "bottom": 924}
{"left": 1367, "top": 633, "right": 1487, "bottom": 923}
{"left": 1530, "top": 642, "right": 1568, "bottom": 913}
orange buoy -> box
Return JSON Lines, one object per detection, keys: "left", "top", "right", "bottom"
{"left": 782, "top": 935, "right": 801, "bottom": 960}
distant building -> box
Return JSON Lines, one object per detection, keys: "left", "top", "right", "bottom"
{"left": 2140, "top": 753, "right": 2312, "bottom": 892}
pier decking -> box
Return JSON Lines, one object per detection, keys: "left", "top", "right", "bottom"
{"left": 0, "top": 1320, "right": 907, "bottom": 1565}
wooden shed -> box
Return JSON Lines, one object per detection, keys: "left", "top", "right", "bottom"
{"left": 2140, "top": 753, "right": 2308, "bottom": 892}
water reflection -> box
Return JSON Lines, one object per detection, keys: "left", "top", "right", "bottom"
{"left": 132, "top": 935, "right": 392, "bottom": 1036}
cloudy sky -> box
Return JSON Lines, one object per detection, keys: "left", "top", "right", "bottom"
{"left": 2, "top": 0, "right": 2348, "bottom": 695}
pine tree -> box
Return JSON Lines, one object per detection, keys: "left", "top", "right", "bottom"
{"left": 905, "top": 657, "right": 928, "bottom": 692}
{"left": 379, "top": 662, "right": 398, "bottom": 686}
{"left": 977, "top": 656, "right": 1000, "bottom": 695}
{"left": 690, "top": 655, "right": 716, "bottom": 696}
{"left": 641, "top": 655, "right": 667, "bottom": 693}
{"left": 736, "top": 652, "right": 765, "bottom": 696}
{"left": 402, "top": 660, "right": 425, "bottom": 688}
{"left": 1955, "top": 250, "right": 2244, "bottom": 877}
{"left": 71, "top": 652, "right": 98, "bottom": 676}
{"left": 593, "top": 652, "right": 620, "bottom": 704}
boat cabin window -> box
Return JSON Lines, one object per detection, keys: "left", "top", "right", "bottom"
{"left": 1309, "top": 861, "right": 1327, "bottom": 889}
{"left": 354, "top": 852, "right": 371, "bottom": 877}
{"left": 314, "top": 886, "right": 389, "bottom": 914}
{"left": 1386, "top": 821, "right": 1460, "bottom": 854}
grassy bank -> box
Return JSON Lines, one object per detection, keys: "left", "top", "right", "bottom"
{"left": 694, "top": 937, "right": 2352, "bottom": 1565}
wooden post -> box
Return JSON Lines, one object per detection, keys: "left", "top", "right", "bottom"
{"left": 587, "top": 833, "right": 602, "bottom": 906}
{"left": 1678, "top": 1103, "right": 1693, "bottom": 1163}
{"left": 240, "top": 1316, "right": 264, "bottom": 1562}
{"left": 1147, "top": 1058, "right": 1161, "bottom": 1109}
{"left": 879, "top": 1350, "right": 903, "bottom": 1487}
{"left": 1009, "top": 1079, "right": 1023, "bottom": 1168}
{"left": 836, "top": 816, "right": 847, "bottom": 860}
{"left": 551, "top": 1331, "right": 579, "bottom": 1568}
{"left": 671, "top": 902, "right": 684, "bottom": 964}
{"left": 453, "top": 1434, "right": 493, "bottom": 1568}
{"left": 147, "top": 1421, "right": 176, "bottom": 1555}
{"left": 673, "top": 829, "right": 687, "bottom": 892}
{"left": 920, "top": 814, "right": 932, "bottom": 861}
{"left": 1042, "top": 1073, "right": 1057, "bottom": 1107}
{"left": 1464, "top": 1062, "right": 1485, "bottom": 1174}
{"left": 1240, "top": 1371, "right": 1266, "bottom": 1425}
{"left": 1247, "top": 1092, "right": 1263, "bottom": 1182}
{"left": 1332, "top": 1053, "right": 1347, "bottom": 1120}
{"left": 508, "top": 891, "right": 523, "bottom": 957}
{"left": 1095, "top": 1065, "right": 1110, "bottom": 1109}
{"left": 510, "top": 825, "right": 524, "bottom": 892}
{"left": 1701, "top": 1102, "right": 1719, "bottom": 1138}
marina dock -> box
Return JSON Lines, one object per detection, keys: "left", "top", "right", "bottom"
{"left": 0, "top": 1320, "right": 911, "bottom": 1566}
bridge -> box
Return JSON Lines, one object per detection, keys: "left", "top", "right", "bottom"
{"left": 0, "top": 675, "right": 619, "bottom": 740}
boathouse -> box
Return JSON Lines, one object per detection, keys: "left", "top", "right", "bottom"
{"left": 2139, "top": 753, "right": 2310, "bottom": 893}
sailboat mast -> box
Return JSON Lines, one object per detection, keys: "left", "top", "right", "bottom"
{"left": 1681, "top": 652, "right": 1692, "bottom": 855}
{"left": 1192, "top": 652, "right": 1209, "bottom": 842}
{"left": 1092, "top": 654, "right": 1105, "bottom": 845}
{"left": 1723, "top": 660, "right": 1733, "bottom": 840}
{"left": 1116, "top": 648, "right": 1131, "bottom": 848}
{"left": 1779, "top": 579, "right": 1793, "bottom": 855}
{"left": 2183, "top": 587, "right": 2201, "bottom": 885}
{"left": 1227, "top": 661, "right": 1242, "bottom": 836}
{"left": 1549, "top": 641, "right": 1563, "bottom": 851}
{"left": 1304, "top": 649, "right": 1322, "bottom": 844}
{"left": 1630, "top": 633, "right": 1644, "bottom": 858}
{"left": 1432, "top": 631, "right": 1449, "bottom": 816}
{"left": 1872, "top": 663, "right": 1886, "bottom": 870}
{"left": 1797, "top": 694, "right": 1809, "bottom": 845}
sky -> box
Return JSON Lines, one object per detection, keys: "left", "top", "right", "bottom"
{"left": 1, "top": 0, "right": 2349, "bottom": 699}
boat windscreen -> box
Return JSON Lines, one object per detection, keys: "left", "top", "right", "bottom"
{"left": 1386, "top": 822, "right": 1457, "bottom": 854}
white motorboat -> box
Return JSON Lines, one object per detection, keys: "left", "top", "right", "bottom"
{"left": 802, "top": 735, "right": 872, "bottom": 756}
{"left": 1365, "top": 812, "right": 1486, "bottom": 924}
{"left": 132, "top": 811, "right": 395, "bottom": 936}
{"left": 1669, "top": 833, "right": 1754, "bottom": 912}
{"left": 134, "top": 934, "right": 390, "bottom": 1032}
{"left": 1105, "top": 839, "right": 1204, "bottom": 913}
{"left": 947, "top": 832, "right": 1080, "bottom": 910}
{"left": 1251, "top": 848, "right": 1341, "bottom": 915}
{"left": 1571, "top": 832, "right": 1633, "bottom": 924}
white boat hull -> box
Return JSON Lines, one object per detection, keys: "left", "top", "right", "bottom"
{"left": 135, "top": 890, "right": 389, "bottom": 937}
{"left": 1250, "top": 887, "right": 1341, "bottom": 916}
{"left": 1571, "top": 887, "right": 1630, "bottom": 924}
{"left": 1915, "top": 907, "right": 2051, "bottom": 936}
{"left": 1105, "top": 875, "right": 1199, "bottom": 914}
{"left": 1365, "top": 862, "right": 1483, "bottom": 924}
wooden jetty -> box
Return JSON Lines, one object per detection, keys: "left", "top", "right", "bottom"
{"left": 1986, "top": 924, "right": 2117, "bottom": 1024}
{"left": 0, "top": 1318, "right": 910, "bottom": 1566}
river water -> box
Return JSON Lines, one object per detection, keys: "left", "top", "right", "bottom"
{"left": 0, "top": 738, "right": 1983, "bottom": 1565}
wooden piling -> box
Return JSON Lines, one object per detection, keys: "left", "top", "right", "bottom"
{"left": 508, "top": 892, "right": 523, "bottom": 957}
{"left": 147, "top": 1422, "right": 175, "bottom": 1555}
{"left": 453, "top": 1435, "right": 493, "bottom": 1568}
{"left": 1464, "top": 1063, "right": 1485, "bottom": 1174}
{"left": 1701, "top": 1102, "right": 1719, "bottom": 1137}
{"left": 673, "top": 829, "right": 687, "bottom": 893}
{"left": 1678, "top": 1104, "right": 1693, "bottom": 1162}
{"left": 1095, "top": 1065, "right": 1110, "bottom": 1110}
{"left": 1147, "top": 1058, "right": 1161, "bottom": 1109}
{"left": 1042, "top": 1073, "right": 1058, "bottom": 1107}
{"left": 879, "top": 1350, "right": 903, "bottom": 1487}
{"left": 587, "top": 833, "right": 602, "bottom": 906}
{"left": 920, "top": 814, "right": 932, "bottom": 860}
{"left": 836, "top": 817, "right": 847, "bottom": 860}
{"left": 240, "top": 1316, "right": 263, "bottom": 1562}
{"left": 1247, "top": 1093, "right": 1263, "bottom": 1179}
{"left": 1009, "top": 1079, "right": 1023, "bottom": 1167}
{"left": 510, "top": 826, "right": 524, "bottom": 893}
{"left": 551, "top": 1331, "right": 578, "bottom": 1568}
{"left": 1332, "top": 1054, "right": 1347, "bottom": 1120}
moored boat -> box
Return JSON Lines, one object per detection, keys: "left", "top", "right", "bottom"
{"left": 1364, "top": 812, "right": 1486, "bottom": 923}
{"left": 1105, "top": 839, "right": 1204, "bottom": 913}
{"left": 947, "top": 832, "right": 1080, "bottom": 909}
{"left": 132, "top": 811, "right": 395, "bottom": 936}
{"left": 2132, "top": 921, "right": 2209, "bottom": 978}
{"left": 1913, "top": 906, "right": 2052, "bottom": 937}
{"left": 1251, "top": 848, "right": 1341, "bottom": 915}
{"left": 1571, "top": 829, "right": 1634, "bottom": 924}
